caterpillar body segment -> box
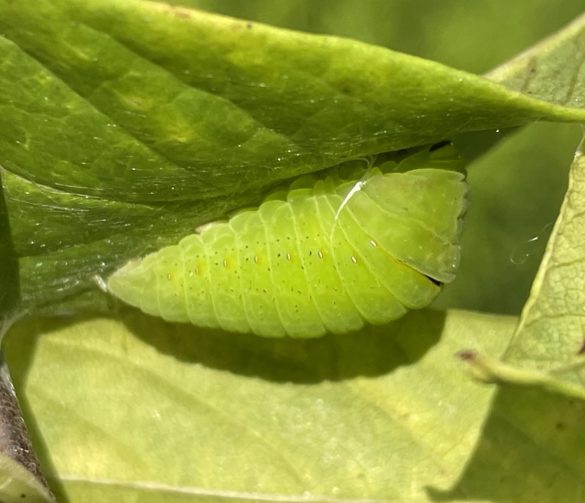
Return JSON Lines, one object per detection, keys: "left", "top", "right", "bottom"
{"left": 108, "top": 145, "right": 467, "bottom": 337}
{"left": 230, "top": 210, "right": 285, "bottom": 337}
{"left": 288, "top": 187, "right": 363, "bottom": 335}
{"left": 180, "top": 234, "right": 218, "bottom": 328}
{"left": 327, "top": 189, "right": 440, "bottom": 311}
{"left": 316, "top": 180, "right": 407, "bottom": 326}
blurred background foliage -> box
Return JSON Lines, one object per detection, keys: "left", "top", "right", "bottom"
{"left": 157, "top": 0, "right": 585, "bottom": 315}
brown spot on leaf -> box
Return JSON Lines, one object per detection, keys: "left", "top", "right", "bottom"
{"left": 456, "top": 350, "right": 476, "bottom": 361}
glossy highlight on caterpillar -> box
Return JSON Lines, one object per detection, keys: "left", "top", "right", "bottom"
{"left": 107, "top": 144, "right": 467, "bottom": 337}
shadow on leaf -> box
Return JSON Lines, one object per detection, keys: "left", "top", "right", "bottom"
{"left": 428, "top": 384, "right": 585, "bottom": 502}
{"left": 119, "top": 307, "right": 446, "bottom": 383}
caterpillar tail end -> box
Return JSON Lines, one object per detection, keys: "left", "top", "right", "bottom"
{"left": 106, "top": 259, "right": 150, "bottom": 313}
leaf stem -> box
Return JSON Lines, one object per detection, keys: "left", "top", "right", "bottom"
{"left": 0, "top": 350, "right": 54, "bottom": 499}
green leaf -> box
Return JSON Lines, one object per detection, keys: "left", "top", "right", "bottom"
{"left": 506, "top": 143, "right": 585, "bottom": 385}
{"left": 451, "top": 11, "right": 585, "bottom": 400}
{"left": 158, "top": 0, "right": 585, "bottom": 74}
{"left": 462, "top": 143, "right": 585, "bottom": 401}
{"left": 513, "top": 151, "right": 585, "bottom": 364}
{"left": 2, "top": 0, "right": 585, "bottom": 312}
{"left": 8, "top": 310, "right": 585, "bottom": 502}
{"left": 434, "top": 382, "right": 585, "bottom": 502}
{"left": 4, "top": 309, "right": 514, "bottom": 501}
{"left": 488, "top": 11, "right": 585, "bottom": 108}
{"left": 0, "top": 170, "right": 18, "bottom": 317}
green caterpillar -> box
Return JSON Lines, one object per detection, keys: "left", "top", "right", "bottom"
{"left": 108, "top": 144, "right": 467, "bottom": 337}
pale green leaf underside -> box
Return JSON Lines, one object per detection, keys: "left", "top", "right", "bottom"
{"left": 6, "top": 309, "right": 585, "bottom": 502}
{"left": 509, "top": 149, "right": 585, "bottom": 363}
{"left": 4, "top": 310, "right": 511, "bottom": 501}
{"left": 487, "top": 11, "right": 585, "bottom": 109}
